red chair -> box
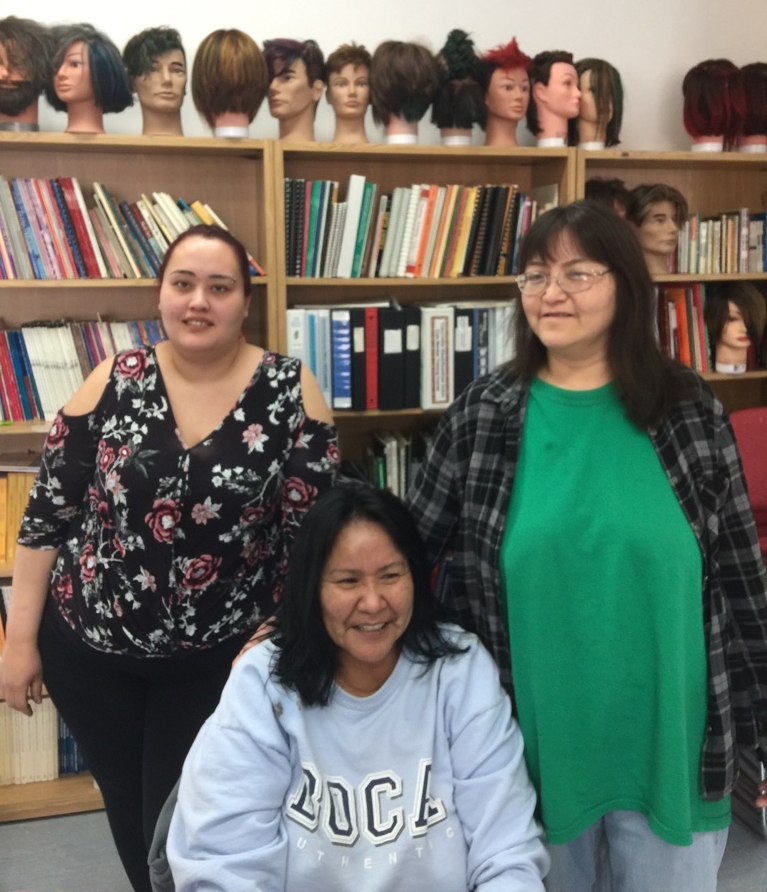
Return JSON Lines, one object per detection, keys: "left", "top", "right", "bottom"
{"left": 730, "top": 407, "right": 767, "bottom": 560}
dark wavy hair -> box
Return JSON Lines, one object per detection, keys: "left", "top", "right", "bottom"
{"left": 431, "top": 29, "right": 486, "bottom": 130}
{"left": 510, "top": 200, "right": 697, "bottom": 428}
{"left": 157, "top": 224, "right": 252, "bottom": 299}
{"left": 46, "top": 23, "right": 132, "bottom": 113}
{"left": 123, "top": 26, "right": 185, "bottom": 80}
{"left": 271, "top": 483, "right": 466, "bottom": 706}
{"left": 526, "top": 49, "right": 573, "bottom": 136}
{"left": 370, "top": 40, "right": 440, "bottom": 125}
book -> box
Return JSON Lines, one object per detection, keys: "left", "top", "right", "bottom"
{"left": 440, "top": 186, "right": 470, "bottom": 278}
{"left": 335, "top": 174, "right": 367, "bottom": 278}
{"left": 68, "top": 178, "right": 108, "bottom": 277}
{"left": 404, "top": 184, "right": 432, "bottom": 277}
{"left": 349, "top": 307, "right": 367, "bottom": 411}
{"left": 453, "top": 304, "right": 475, "bottom": 397}
{"left": 120, "top": 200, "right": 161, "bottom": 274}
{"left": 377, "top": 186, "right": 408, "bottom": 279}
{"left": 92, "top": 182, "right": 142, "bottom": 278}
{"left": 420, "top": 186, "right": 447, "bottom": 280}
{"left": 0, "top": 175, "right": 33, "bottom": 278}
{"left": 448, "top": 185, "right": 481, "bottom": 278}
{"left": 49, "top": 179, "right": 88, "bottom": 278}
{"left": 35, "top": 178, "right": 77, "bottom": 278}
{"left": 330, "top": 308, "right": 353, "bottom": 409}
{"left": 8, "top": 178, "right": 45, "bottom": 278}
{"left": 395, "top": 183, "right": 423, "bottom": 278}
{"left": 285, "top": 308, "right": 308, "bottom": 366}
{"left": 481, "top": 185, "right": 513, "bottom": 276}
{"left": 377, "top": 305, "right": 406, "bottom": 411}
{"left": 428, "top": 184, "right": 460, "bottom": 278}
{"left": 364, "top": 192, "right": 389, "bottom": 278}
{"left": 351, "top": 181, "right": 377, "bottom": 278}
{"left": 403, "top": 304, "right": 422, "bottom": 410}
{"left": 364, "top": 306, "right": 379, "bottom": 409}
{"left": 20, "top": 178, "right": 63, "bottom": 279}
{"left": 419, "top": 304, "right": 455, "bottom": 411}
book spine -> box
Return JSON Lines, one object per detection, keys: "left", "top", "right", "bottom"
{"left": 364, "top": 306, "right": 379, "bottom": 410}
{"left": 330, "top": 309, "right": 353, "bottom": 409}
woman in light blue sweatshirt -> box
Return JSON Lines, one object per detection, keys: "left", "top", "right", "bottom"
{"left": 167, "top": 483, "right": 548, "bottom": 891}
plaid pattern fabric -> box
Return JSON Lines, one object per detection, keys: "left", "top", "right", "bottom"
{"left": 407, "top": 366, "right": 767, "bottom": 800}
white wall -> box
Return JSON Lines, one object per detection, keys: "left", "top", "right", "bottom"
{"left": 25, "top": 0, "right": 767, "bottom": 150}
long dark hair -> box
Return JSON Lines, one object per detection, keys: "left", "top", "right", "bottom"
{"left": 510, "top": 200, "right": 697, "bottom": 428}
{"left": 272, "top": 483, "right": 465, "bottom": 706}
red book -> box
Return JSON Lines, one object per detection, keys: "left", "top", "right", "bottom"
{"left": 36, "top": 178, "right": 77, "bottom": 278}
{"left": 364, "top": 306, "right": 378, "bottom": 410}
{"left": 57, "top": 177, "right": 102, "bottom": 278}
{"left": 0, "top": 330, "right": 25, "bottom": 421}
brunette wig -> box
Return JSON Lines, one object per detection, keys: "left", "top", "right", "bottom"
{"left": 682, "top": 58, "right": 745, "bottom": 149}
{"left": 369, "top": 40, "right": 440, "bottom": 125}
{"left": 192, "top": 29, "right": 267, "bottom": 127}
{"left": 123, "top": 26, "right": 185, "bottom": 80}
{"left": 325, "top": 42, "right": 370, "bottom": 78}
{"left": 704, "top": 281, "right": 767, "bottom": 361}
{"left": 0, "top": 16, "right": 54, "bottom": 101}
{"left": 526, "top": 49, "right": 574, "bottom": 136}
{"left": 741, "top": 62, "right": 767, "bottom": 137}
{"left": 568, "top": 57, "right": 623, "bottom": 147}
{"left": 263, "top": 38, "right": 325, "bottom": 87}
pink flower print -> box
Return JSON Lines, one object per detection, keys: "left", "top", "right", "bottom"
{"left": 191, "top": 497, "right": 221, "bottom": 525}
{"left": 45, "top": 415, "right": 69, "bottom": 449}
{"left": 243, "top": 423, "right": 269, "bottom": 453}
{"left": 134, "top": 568, "right": 158, "bottom": 592}
{"left": 145, "top": 498, "right": 181, "bottom": 543}
{"left": 98, "top": 442, "right": 116, "bottom": 472}
{"left": 115, "top": 349, "right": 148, "bottom": 380}
{"left": 79, "top": 545, "right": 98, "bottom": 582}
{"left": 283, "top": 477, "right": 317, "bottom": 511}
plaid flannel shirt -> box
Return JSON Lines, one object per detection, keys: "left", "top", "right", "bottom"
{"left": 406, "top": 366, "right": 767, "bottom": 800}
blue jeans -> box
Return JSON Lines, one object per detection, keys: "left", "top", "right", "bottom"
{"left": 544, "top": 810, "right": 729, "bottom": 892}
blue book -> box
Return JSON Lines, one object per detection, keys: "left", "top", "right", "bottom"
{"left": 10, "top": 328, "right": 43, "bottom": 418}
{"left": 119, "top": 200, "right": 159, "bottom": 274}
{"left": 51, "top": 179, "right": 88, "bottom": 277}
{"left": 330, "top": 308, "right": 352, "bottom": 410}
{"left": 9, "top": 178, "right": 45, "bottom": 278}
{"left": 6, "top": 329, "right": 34, "bottom": 419}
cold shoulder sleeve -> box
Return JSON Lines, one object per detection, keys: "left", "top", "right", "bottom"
{"left": 17, "top": 409, "right": 100, "bottom": 549}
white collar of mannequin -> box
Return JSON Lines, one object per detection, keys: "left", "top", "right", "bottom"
{"left": 214, "top": 125, "right": 249, "bottom": 138}
{"left": 691, "top": 140, "right": 723, "bottom": 152}
{"left": 715, "top": 361, "right": 747, "bottom": 374}
{"left": 537, "top": 136, "right": 567, "bottom": 147}
{"left": 386, "top": 133, "right": 418, "bottom": 144}
{"left": 441, "top": 134, "right": 472, "bottom": 146}
{"left": 579, "top": 140, "right": 606, "bottom": 150}
{"left": 738, "top": 142, "right": 767, "bottom": 153}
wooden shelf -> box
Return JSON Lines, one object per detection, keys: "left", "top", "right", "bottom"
{"left": 0, "top": 772, "right": 103, "bottom": 822}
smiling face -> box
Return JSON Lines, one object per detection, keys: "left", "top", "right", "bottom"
{"left": 320, "top": 519, "right": 414, "bottom": 696}
{"left": 485, "top": 66, "right": 530, "bottom": 124}
{"left": 267, "top": 57, "right": 323, "bottom": 121}
{"left": 134, "top": 49, "right": 186, "bottom": 115}
{"left": 55, "top": 41, "right": 93, "bottom": 105}
{"left": 326, "top": 62, "right": 369, "bottom": 120}
{"left": 158, "top": 235, "right": 249, "bottom": 356}
{"left": 521, "top": 232, "right": 616, "bottom": 366}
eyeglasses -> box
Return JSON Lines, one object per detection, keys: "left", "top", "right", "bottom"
{"left": 515, "top": 268, "right": 611, "bottom": 297}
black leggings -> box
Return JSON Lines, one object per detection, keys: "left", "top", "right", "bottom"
{"left": 38, "top": 610, "right": 246, "bottom": 892}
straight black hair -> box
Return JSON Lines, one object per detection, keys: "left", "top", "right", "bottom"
{"left": 271, "top": 483, "right": 465, "bottom": 706}
{"left": 510, "top": 199, "right": 697, "bottom": 428}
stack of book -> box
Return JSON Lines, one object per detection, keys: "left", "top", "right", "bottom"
{"left": 340, "top": 428, "right": 435, "bottom": 499}
{"left": 284, "top": 175, "right": 558, "bottom": 279}
{"left": 657, "top": 284, "right": 711, "bottom": 372}
{"left": 287, "top": 299, "right": 516, "bottom": 413}
{"left": 0, "top": 317, "right": 167, "bottom": 423}
{"left": 0, "top": 175, "right": 263, "bottom": 280}
{"left": 677, "top": 207, "right": 765, "bottom": 274}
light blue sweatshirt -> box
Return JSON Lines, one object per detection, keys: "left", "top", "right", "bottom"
{"left": 167, "top": 625, "right": 548, "bottom": 891}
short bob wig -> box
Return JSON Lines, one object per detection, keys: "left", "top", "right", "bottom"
{"left": 568, "top": 57, "right": 623, "bottom": 147}
{"left": 370, "top": 40, "right": 440, "bottom": 125}
{"left": 741, "top": 62, "right": 767, "bottom": 137}
{"left": 704, "top": 280, "right": 767, "bottom": 359}
{"left": 324, "top": 42, "right": 369, "bottom": 80}
{"left": 511, "top": 200, "right": 697, "bottom": 428}
{"left": 157, "top": 224, "right": 252, "bottom": 300}
{"left": 45, "top": 23, "right": 132, "bottom": 113}
{"left": 192, "top": 29, "right": 268, "bottom": 127}
{"left": 270, "top": 483, "right": 466, "bottom": 706}
{"left": 123, "top": 25, "right": 185, "bottom": 81}
{"left": 682, "top": 58, "right": 745, "bottom": 149}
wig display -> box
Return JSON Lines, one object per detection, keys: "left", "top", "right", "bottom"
{"left": 263, "top": 38, "right": 325, "bottom": 89}
{"left": 192, "top": 29, "right": 267, "bottom": 134}
{"left": 370, "top": 40, "right": 440, "bottom": 128}
{"left": 740, "top": 62, "right": 767, "bottom": 150}
{"left": 0, "top": 16, "right": 54, "bottom": 126}
{"left": 431, "top": 29, "right": 485, "bottom": 141}
{"left": 123, "top": 26, "right": 184, "bottom": 82}
{"left": 526, "top": 49, "right": 577, "bottom": 140}
{"left": 704, "top": 281, "right": 767, "bottom": 372}
{"left": 324, "top": 42, "right": 371, "bottom": 144}
{"left": 123, "top": 26, "right": 186, "bottom": 136}
{"left": 682, "top": 58, "right": 745, "bottom": 150}
{"left": 478, "top": 37, "right": 532, "bottom": 147}
{"left": 568, "top": 57, "right": 623, "bottom": 148}
{"left": 584, "top": 176, "right": 629, "bottom": 216}
{"left": 45, "top": 23, "right": 132, "bottom": 119}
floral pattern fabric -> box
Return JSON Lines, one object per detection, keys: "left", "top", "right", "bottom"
{"left": 19, "top": 348, "right": 339, "bottom": 656}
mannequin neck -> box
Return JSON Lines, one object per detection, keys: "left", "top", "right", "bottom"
{"left": 535, "top": 106, "right": 570, "bottom": 141}
{"left": 577, "top": 118, "right": 606, "bottom": 146}
{"left": 141, "top": 107, "right": 183, "bottom": 137}
{"left": 484, "top": 116, "right": 519, "bottom": 147}
{"left": 331, "top": 116, "right": 369, "bottom": 144}
{"left": 643, "top": 250, "right": 674, "bottom": 275}
{"left": 385, "top": 114, "right": 418, "bottom": 141}
{"left": 277, "top": 107, "right": 316, "bottom": 142}
{"left": 65, "top": 99, "right": 105, "bottom": 134}
{"left": 716, "top": 343, "right": 748, "bottom": 367}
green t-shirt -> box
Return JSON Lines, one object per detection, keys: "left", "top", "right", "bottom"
{"left": 500, "top": 377, "right": 730, "bottom": 845}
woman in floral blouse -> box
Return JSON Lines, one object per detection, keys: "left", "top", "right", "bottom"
{"left": 0, "top": 225, "right": 339, "bottom": 892}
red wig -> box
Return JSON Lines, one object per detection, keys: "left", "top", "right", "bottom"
{"left": 481, "top": 37, "right": 532, "bottom": 73}
{"left": 682, "top": 58, "right": 746, "bottom": 149}
{"left": 741, "top": 62, "right": 767, "bottom": 136}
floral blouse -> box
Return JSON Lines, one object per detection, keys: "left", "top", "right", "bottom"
{"left": 19, "top": 348, "right": 339, "bottom": 657}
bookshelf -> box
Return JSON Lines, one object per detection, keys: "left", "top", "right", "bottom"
{"left": 576, "top": 148, "right": 767, "bottom": 413}
{"left": 274, "top": 142, "right": 576, "bottom": 459}
{"left": 0, "top": 131, "right": 277, "bottom": 822}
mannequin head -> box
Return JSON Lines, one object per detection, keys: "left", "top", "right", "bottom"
{"left": 584, "top": 177, "right": 629, "bottom": 216}
{"left": 370, "top": 40, "right": 440, "bottom": 142}
{"left": 704, "top": 281, "right": 766, "bottom": 371}
{"left": 568, "top": 57, "right": 623, "bottom": 148}
{"left": 740, "top": 62, "right": 767, "bottom": 150}
{"left": 682, "top": 58, "right": 745, "bottom": 150}
{"left": 431, "top": 29, "right": 485, "bottom": 144}
{"left": 526, "top": 50, "right": 580, "bottom": 143}
{"left": 123, "top": 27, "right": 186, "bottom": 136}
{"left": 626, "top": 183, "right": 689, "bottom": 275}
{"left": 192, "top": 29, "right": 267, "bottom": 136}
{"left": 325, "top": 42, "right": 370, "bottom": 144}
{"left": 46, "top": 24, "right": 132, "bottom": 133}
{"left": 0, "top": 16, "right": 54, "bottom": 128}
{"left": 477, "top": 37, "right": 532, "bottom": 147}
{"left": 264, "top": 38, "right": 325, "bottom": 141}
